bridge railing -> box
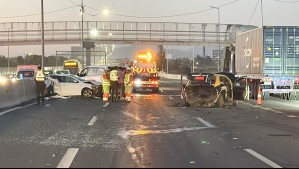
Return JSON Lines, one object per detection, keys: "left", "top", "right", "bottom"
{"left": 0, "top": 21, "right": 232, "bottom": 46}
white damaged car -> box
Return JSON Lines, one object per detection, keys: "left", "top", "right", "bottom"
{"left": 49, "top": 74, "right": 97, "bottom": 98}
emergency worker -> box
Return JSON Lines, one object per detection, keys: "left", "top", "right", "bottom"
{"left": 124, "top": 67, "right": 133, "bottom": 102}
{"left": 110, "top": 66, "right": 119, "bottom": 102}
{"left": 34, "top": 66, "right": 46, "bottom": 105}
{"left": 102, "top": 68, "right": 110, "bottom": 102}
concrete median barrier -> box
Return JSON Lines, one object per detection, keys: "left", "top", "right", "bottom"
{"left": 159, "top": 72, "right": 187, "bottom": 80}
{"left": 0, "top": 79, "right": 36, "bottom": 108}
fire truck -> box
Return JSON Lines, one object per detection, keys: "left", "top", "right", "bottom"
{"left": 132, "top": 51, "right": 160, "bottom": 93}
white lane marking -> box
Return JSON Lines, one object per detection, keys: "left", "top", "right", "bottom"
{"left": 0, "top": 107, "right": 22, "bottom": 116}
{"left": 103, "top": 102, "right": 110, "bottom": 108}
{"left": 169, "top": 96, "right": 174, "bottom": 100}
{"left": 87, "top": 116, "right": 97, "bottom": 126}
{"left": 261, "top": 107, "right": 272, "bottom": 111}
{"left": 273, "top": 111, "right": 284, "bottom": 114}
{"left": 57, "top": 148, "right": 79, "bottom": 168}
{"left": 0, "top": 102, "right": 37, "bottom": 116}
{"left": 245, "top": 149, "right": 282, "bottom": 168}
{"left": 286, "top": 115, "right": 298, "bottom": 118}
{"left": 22, "top": 103, "right": 38, "bottom": 108}
{"left": 122, "top": 112, "right": 141, "bottom": 121}
{"left": 195, "top": 117, "right": 216, "bottom": 128}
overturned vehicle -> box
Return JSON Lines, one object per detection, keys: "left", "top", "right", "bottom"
{"left": 180, "top": 73, "right": 246, "bottom": 107}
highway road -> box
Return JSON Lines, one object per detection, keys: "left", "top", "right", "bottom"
{"left": 0, "top": 78, "right": 299, "bottom": 168}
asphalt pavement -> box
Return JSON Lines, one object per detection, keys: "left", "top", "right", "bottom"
{"left": 0, "top": 78, "right": 298, "bottom": 168}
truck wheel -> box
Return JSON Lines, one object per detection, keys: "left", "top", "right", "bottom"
{"left": 82, "top": 88, "right": 93, "bottom": 98}
{"left": 216, "top": 93, "right": 224, "bottom": 108}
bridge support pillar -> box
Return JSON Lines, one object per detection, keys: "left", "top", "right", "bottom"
{"left": 83, "top": 41, "right": 95, "bottom": 66}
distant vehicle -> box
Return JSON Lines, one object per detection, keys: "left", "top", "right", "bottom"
{"left": 63, "top": 59, "right": 82, "bottom": 75}
{"left": 49, "top": 74, "right": 100, "bottom": 98}
{"left": 44, "top": 67, "right": 54, "bottom": 75}
{"left": 16, "top": 65, "right": 38, "bottom": 79}
{"left": 55, "top": 70, "right": 70, "bottom": 75}
{"left": 77, "top": 66, "right": 108, "bottom": 84}
{"left": 0, "top": 75, "right": 9, "bottom": 83}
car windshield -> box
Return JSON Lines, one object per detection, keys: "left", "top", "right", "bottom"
{"left": 70, "top": 75, "right": 85, "bottom": 82}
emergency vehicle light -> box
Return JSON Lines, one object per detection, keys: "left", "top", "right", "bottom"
{"left": 64, "top": 62, "right": 78, "bottom": 67}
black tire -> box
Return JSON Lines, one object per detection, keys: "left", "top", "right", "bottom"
{"left": 216, "top": 93, "right": 224, "bottom": 108}
{"left": 81, "top": 88, "right": 93, "bottom": 98}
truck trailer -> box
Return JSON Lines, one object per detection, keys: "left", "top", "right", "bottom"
{"left": 233, "top": 26, "right": 299, "bottom": 100}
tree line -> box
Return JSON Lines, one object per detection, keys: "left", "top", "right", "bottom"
{"left": 0, "top": 54, "right": 69, "bottom": 67}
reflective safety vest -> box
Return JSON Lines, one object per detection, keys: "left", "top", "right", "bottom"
{"left": 146, "top": 68, "right": 157, "bottom": 74}
{"left": 102, "top": 74, "right": 110, "bottom": 86}
{"left": 110, "top": 70, "right": 118, "bottom": 82}
{"left": 35, "top": 70, "right": 45, "bottom": 82}
{"left": 124, "top": 73, "right": 133, "bottom": 86}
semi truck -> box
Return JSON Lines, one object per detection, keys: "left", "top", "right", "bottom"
{"left": 230, "top": 26, "right": 299, "bottom": 100}
{"left": 132, "top": 51, "right": 160, "bottom": 93}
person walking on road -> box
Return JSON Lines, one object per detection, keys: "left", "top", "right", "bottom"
{"left": 110, "top": 66, "right": 119, "bottom": 102}
{"left": 34, "top": 66, "right": 46, "bottom": 105}
{"left": 124, "top": 67, "right": 134, "bottom": 102}
{"left": 102, "top": 68, "right": 110, "bottom": 102}
{"left": 118, "top": 67, "right": 125, "bottom": 100}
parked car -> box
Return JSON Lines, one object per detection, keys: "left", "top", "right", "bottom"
{"left": 49, "top": 74, "right": 101, "bottom": 98}
{"left": 77, "top": 66, "right": 108, "bottom": 84}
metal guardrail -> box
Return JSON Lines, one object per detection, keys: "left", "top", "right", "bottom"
{"left": 0, "top": 21, "right": 236, "bottom": 46}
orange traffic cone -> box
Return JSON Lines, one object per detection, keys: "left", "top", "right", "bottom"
{"left": 257, "top": 86, "right": 262, "bottom": 105}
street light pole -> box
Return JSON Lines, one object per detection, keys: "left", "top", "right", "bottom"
{"left": 7, "top": 27, "right": 13, "bottom": 74}
{"left": 261, "top": 0, "right": 264, "bottom": 27}
{"left": 192, "top": 47, "right": 195, "bottom": 73}
{"left": 210, "top": 6, "right": 220, "bottom": 72}
{"left": 81, "top": 0, "right": 85, "bottom": 67}
{"left": 41, "top": 0, "right": 45, "bottom": 69}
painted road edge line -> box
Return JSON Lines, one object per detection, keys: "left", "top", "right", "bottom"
{"left": 244, "top": 149, "right": 282, "bottom": 168}
{"left": 196, "top": 117, "right": 216, "bottom": 128}
{"left": 0, "top": 107, "right": 22, "bottom": 116}
{"left": 169, "top": 96, "right": 174, "bottom": 100}
{"left": 103, "top": 102, "right": 110, "bottom": 108}
{"left": 87, "top": 116, "right": 97, "bottom": 126}
{"left": 0, "top": 102, "right": 36, "bottom": 116}
{"left": 57, "top": 148, "right": 79, "bottom": 168}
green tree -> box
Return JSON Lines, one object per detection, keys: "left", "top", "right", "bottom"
{"left": 156, "top": 45, "right": 167, "bottom": 71}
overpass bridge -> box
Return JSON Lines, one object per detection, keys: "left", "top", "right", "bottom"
{"left": 0, "top": 21, "right": 256, "bottom": 47}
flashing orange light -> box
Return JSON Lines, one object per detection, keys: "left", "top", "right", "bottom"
{"left": 137, "top": 51, "right": 154, "bottom": 62}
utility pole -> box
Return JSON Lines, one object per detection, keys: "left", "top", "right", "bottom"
{"left": 210, "top": 6, "right": 220, "bottom": 72}
{"left": 7, "top": 26, "right": 13, "bottom": 74}
{"left": 41, "top": 0, "right": 45, "bottom": 69}
{"left": 192, "top": 47, "right": 195, "bottom": 73}
{"left": 81, "top": 0, "right": 85, "bottom": 67}
{"left": 261, "top": 0, "right": 264, "bottom": 27}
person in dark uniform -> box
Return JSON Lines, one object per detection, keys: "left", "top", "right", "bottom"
{"left": 34, "top": 66, "right": 46, "bottom": 105}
